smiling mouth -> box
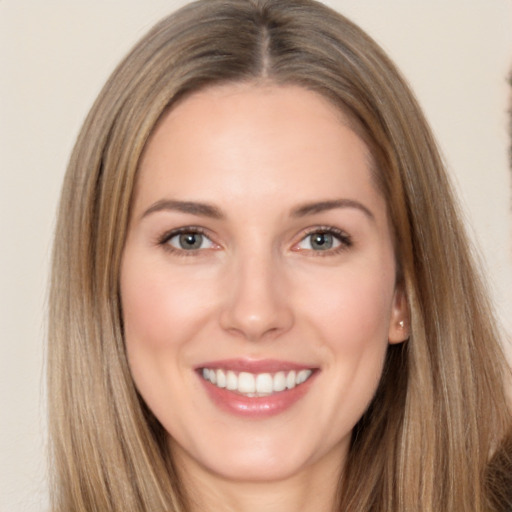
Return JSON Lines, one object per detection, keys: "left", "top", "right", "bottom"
{"left": 200, "top": 368, "right": 314, "bottom": 397}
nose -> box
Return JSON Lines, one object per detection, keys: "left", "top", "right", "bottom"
{"left": 219, "top": 251, "right": 294, "bottom": 342}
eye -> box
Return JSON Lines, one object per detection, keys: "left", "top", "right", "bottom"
{"left": 161, "top": 228, "right": 216, "bottom": 252}
{"left": 295, "top": 228, "right": 352, "bottom": 253}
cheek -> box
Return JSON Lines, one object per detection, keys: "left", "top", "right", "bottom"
{"left": 119, "top": 252, "right": 221, "bottom": 432}
{"left": 300, "top": 265, "right": 396, "bottom": 351}
{"left": 119, "top": 251, "right": 219, "bottom": 407}
{"left": 120, "top": 256, "right": 215, "bottom": 352}
{"left": 299, "top": 264, "right": 395, "bottom": 413}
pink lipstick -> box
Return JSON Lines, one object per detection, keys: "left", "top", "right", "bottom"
{"left": 196, "top": 359, "right": 318, "bottom": 418}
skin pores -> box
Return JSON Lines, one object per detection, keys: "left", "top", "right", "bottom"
{"left": 120, "top": 84, "right": 408, "bottom": 493}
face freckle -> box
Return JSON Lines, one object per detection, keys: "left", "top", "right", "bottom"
{"left": 120, "top": 83, "right": 409, "bottom": 486}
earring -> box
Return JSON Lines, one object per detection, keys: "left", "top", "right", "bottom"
{"left": 398, "top": 320, "right": 405, "bottom": 329}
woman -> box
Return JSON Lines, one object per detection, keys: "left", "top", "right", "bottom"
{"left": 48, "top": 0, "right": 512, "bottom": 510}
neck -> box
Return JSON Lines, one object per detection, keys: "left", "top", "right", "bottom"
{"left": 176, "top": 448, "right": 344, "bottom": 512}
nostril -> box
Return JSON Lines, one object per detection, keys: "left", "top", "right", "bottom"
{"left": 219, "top": 298, "right": 294, "bottom": 341}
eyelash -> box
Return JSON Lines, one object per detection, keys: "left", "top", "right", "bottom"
{"left": 157, "top": 225, "right": 353, "bottom": 256}
{"left": 295, "top": 226, "right": 353, "bottom": 256}
{"left": 157, "top": 226, "right": 215, "bottom": 257}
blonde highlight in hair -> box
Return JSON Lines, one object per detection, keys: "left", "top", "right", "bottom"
{"left": 48, "top": 1, "right": 512, "bottom": 510}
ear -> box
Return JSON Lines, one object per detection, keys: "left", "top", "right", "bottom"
{"left": 388, "top": 283, "right": 410, "bottom": 344}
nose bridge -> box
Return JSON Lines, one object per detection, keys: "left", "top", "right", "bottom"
{"left": 220, "top": 243, "right": 293, "bottom": 341}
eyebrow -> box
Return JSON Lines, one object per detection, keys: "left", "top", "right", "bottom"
{"left": 141, "top": 198, "right": 374, "bottom": 222}
{"left": 291, "top": 199, "right": 375, "bottom": 220}
{"left": 142, "top": 199, "right": 224, "bottom": 220}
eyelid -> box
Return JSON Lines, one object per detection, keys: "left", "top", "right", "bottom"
{"left": 157, "top": 226, "right": 220, "bottom": 254}
{"left": 291, "top": 226, "right": 353, "bottom": 254}
{"left": 156, "top": 225, "right": 352, "bottom": 256}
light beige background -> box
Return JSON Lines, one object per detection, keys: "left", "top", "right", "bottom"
{"left": 1, "top": 1, "right": 511, "bottom": 510}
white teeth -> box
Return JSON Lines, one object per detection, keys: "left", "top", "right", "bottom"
{"left": 286, "top": 370, "right": 296, "bottom": 389}
{"left": 216, "top": 369, "right": 226, "bottom": 388}
{"left": 238, "top": 372, "right": 255, "bottom": 393}
{"left": 297, "top": 369, "right": 312, "bottom": 384}
{"left": 201, "top": 367, "right": 314, "bottom": 396}
{"left": 226, "top": 370, "right": 237, "bottom": 390}
{"left": 273, "top": 371, "right": 287, "bottom": 392}
{"left": 256, "top": 373, "right": 273, "bottom": 394}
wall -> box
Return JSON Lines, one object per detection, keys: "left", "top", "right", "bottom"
{"left": 1, "top": 1, "right": 511, "bottom": 510}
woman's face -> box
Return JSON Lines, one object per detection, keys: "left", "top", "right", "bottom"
{"left": 120, "top": 83, "right": 408, "bottom": 484}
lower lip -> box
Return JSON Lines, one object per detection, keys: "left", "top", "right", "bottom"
{"left": 198, "top": 372, "right": 317, "bottom": 418}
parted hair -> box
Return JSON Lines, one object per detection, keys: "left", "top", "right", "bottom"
{"left": 48, "top": 1, "right": 512, "bottom": 510}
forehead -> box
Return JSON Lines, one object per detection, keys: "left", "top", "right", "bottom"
{"left": 135, "top": 83, "right": 382, "bottom": 216}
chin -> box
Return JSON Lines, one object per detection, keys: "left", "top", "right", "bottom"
{"left": 169, "top": 428, "right": 347, "bottom": 485}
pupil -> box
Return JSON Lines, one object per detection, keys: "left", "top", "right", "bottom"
{"left": 179, "top": 233, "right": 202, "bottom": 249}
{"left": 312, "top": 233, "right": 333, "bottom": 250}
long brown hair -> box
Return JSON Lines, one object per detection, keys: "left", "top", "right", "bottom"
{"left": 48, "top": 1, "right": 512, "bottom": 510}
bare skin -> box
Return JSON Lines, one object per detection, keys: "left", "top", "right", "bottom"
{"left": 121, "top": 83, "right": 408, "bottom": 512}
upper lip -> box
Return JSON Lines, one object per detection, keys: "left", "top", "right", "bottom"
{"left": 195, "top": 358, "right": 317, "bottom": 373}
